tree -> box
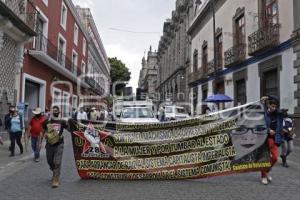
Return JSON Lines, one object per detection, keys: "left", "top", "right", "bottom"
{"left": 109, "top": 57, "right": 131, "bottom": 95}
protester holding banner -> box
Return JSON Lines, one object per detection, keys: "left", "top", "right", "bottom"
{"left": 260, "top": 96, "right": 283, "bottom": 185}
{"left": 27, "top": 107, "right": 47, "bottom": 162}
{"left": 41, "top": 106, "right": 67, "bottom": 188}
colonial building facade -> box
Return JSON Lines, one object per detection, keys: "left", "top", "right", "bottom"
{"left": 156, "top": 0, "right": 193, "bottom": 105}
{"left": 138, "top": 47, "right": 158, "bottom": 102}
{"left": 22, "top": 0, "right": 109, "bottom": 120}
{"left": 0, "top": 0, "right": 38, "bottom": 131}
{"left": 188, "top": 0, "right": 297, "bottom": 116}
{"left": 76, "top": 7, "right": 110, "bottom": 98}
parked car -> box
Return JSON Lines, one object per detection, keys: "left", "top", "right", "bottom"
{"left": 164, "top": 106, "right": 189, "bottom": 121}
{"left": 119, "top": 106, "right": 159, "bottom": 123}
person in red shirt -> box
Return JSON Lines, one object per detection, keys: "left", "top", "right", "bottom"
{"left": 27, "top": 107, "right": 47, "bottom": 162}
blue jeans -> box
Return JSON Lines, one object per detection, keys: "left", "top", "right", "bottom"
{"left": 31, "top": 137, "right": 40, "bottom": 159}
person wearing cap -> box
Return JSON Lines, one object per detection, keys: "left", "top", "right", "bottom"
{"left": 26, "top": 107, "right": 47, "bottom": 162}
{"left": 260, "top": 95, "right": 284, "bottom": 185}
{"left": 5, "top": 106, "right": 24, "bottom": 157}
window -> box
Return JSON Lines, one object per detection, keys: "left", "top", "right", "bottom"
{"left": 52, "top": 88, "right": 62, "bottom": 111}
{"left": 60, "top": 1, "right": 67, "bottom": 30}
{"left": 72, "top": 50, "right": 78, "bottom": 75}
{"left": 235, "top": 14, "right": 245, "bottom": 46}
{"left": 193, "top": 50, "right": 198, "bottom": 72}
{"left": 83, "top": 38, "right": 86, "bottom": 56}
{"left": 57, "top": 34, "right": 66, "bottom": 66}
{"left": 62, "top": 92, "right": 70, "bottom": 118}
{"left": 202, "top": 45, "right": 208, "bottom": 74}
{"left": 235, "top": 79, "right": 246, "bottom": 105}
{"left": 81, "top": 61, "right": 86, "bottom": 75}
{"left": 74, "top": 23, "right": 78, "bottom": 45}
{"left": 216, "top": 34, "right": 223, "bottom": 69}
{"left": 262, "top": 69, "right": 278, "bottom": 97}
{"left": 264, "top": 0, "right": 279, "bottom": 25}
{"left": 72, "top": 95, "right": 78, "bottom": 109}
{"left": 34, "top": 8, "right": 48, "bottom": 52}
{"left": 36, "top": 17, "right": 45, "bottom": 51}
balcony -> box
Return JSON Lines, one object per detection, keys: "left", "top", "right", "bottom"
{"left": 29, "top": 34, "right": 91, "bottom": 88}
{"left": 224, "top": 43, "right": 246, "bottom": 67}
{"left": 248, "top": 23, "right": 280, "bottom": 56}
{"left": 0, "top": 0, "right": 38, "bottom": 36}
{"left": 188, "top": 70, "right": 201, "bottom": 83}
{"left": 207, "top": 58, "right": 223, "bottom": 75}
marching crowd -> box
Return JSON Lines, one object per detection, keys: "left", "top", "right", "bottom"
{"left": 0, "top": 95, "right": 297, "bottom": 187}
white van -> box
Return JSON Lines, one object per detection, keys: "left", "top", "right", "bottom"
{"left": 164, "top": 106, "right": 190, "bottom": 121}
{"left": 119, "top": 106, "right": 159, "bottom": 123}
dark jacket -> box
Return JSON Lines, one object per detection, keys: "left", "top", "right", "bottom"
{"left": 264, "top": 107, "right": 283, "bottom": 145}
{"left": 5, "top": 114, "right": 23, "bottom": 133}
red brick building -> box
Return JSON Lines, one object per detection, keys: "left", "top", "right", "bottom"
{"left": 21, "top": 0, "right": 106, "bottom": 120}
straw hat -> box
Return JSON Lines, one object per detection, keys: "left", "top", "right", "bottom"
{"left": 32, "top": 107, "right": 42, "bottom": 115}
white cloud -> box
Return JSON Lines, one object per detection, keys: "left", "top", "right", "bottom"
{"left": 105, "top": 44, "right": 141, "bottom": 90}
{"left": 72, "top": 0, "right": 94, "bottom": 9}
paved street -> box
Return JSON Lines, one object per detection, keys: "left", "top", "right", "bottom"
{"left": 0, "top": 132, "right": 299, "bottom": 200}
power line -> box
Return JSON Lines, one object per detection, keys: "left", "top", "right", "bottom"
{"left": 109, "top": 27, "right": 161, "bottom": 34}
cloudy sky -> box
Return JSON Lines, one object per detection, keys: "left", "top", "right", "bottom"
{"left": 72, "top": 0, "right": 176, "bottom": 90}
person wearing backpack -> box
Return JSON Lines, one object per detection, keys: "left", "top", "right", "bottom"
{"left": 41, "top": 106, "right": 67, "bottom": 188}
{"left": 5, "top": 106, "right": 24, "bottom": 157}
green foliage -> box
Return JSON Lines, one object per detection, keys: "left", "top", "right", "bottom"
{"left": 109, "top": 57, "right": 131, "bottom": 95}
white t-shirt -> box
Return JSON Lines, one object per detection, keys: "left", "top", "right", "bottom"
{"left": 77, "top": 111, "right": 87, "bottom": 120}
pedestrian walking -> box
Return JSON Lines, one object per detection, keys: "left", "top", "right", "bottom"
{"left": 5, "top": 107, "right": 24, "bottom": 157}
{"left": 4, "top": 105, "right": 16, "bottom": 151}
{"left": 260, "top": 95, "right": 284, "bottom": 185}
{"left": 41, "top": 106, "right": 67, "bottom": 188}
{"left": 89, "top": 107, "right": 99, "bottom": 121}
{"left": 76, "top": 107, "right": 88, "bottom": 121}
{"left": 159, "top": 106, "right": 165, "bottom": 122}
{"left": 26, "top": 107, "right": 47, "bottom": 162}
{"left": 280, "top": 109, "right": 295, "bottom": 168}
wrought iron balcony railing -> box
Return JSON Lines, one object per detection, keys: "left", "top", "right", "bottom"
{"left": 188, "top": 69, "right": 202, "bottom": 83}
{"left": 207, "top": 58, "right": 223, "bottom": 75}
{"left": 248, "top": 23, "right": 280, "bottom": 56}
{"left": 224, "top": 43, "right": 246, "bottom": 67}
{"left": 33, "top": 34, "right": 83, "bottom": 77}
{"left": 0, "top": 0, "right": 38, "bottom": 33}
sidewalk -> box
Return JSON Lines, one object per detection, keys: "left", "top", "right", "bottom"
{"left": 0, "top": 136, "right": 33, "bottom": 170}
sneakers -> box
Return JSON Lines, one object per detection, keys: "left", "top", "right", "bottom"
{"left": 261, "top": 177, "right": 268, "bottom": 185}
{"left": 52, "top": 176, "right": 60, "bottom": 188}
{"left": 261, "top": 175, "right": 272, "bottom": 185}
{"left": 267, "top": 175, "right": 272, "bottom": 182}
{"left": 34, "top": 158, "right": 39, "bottom": 162}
